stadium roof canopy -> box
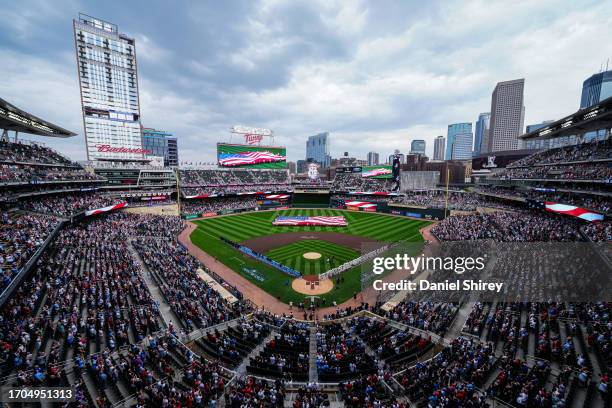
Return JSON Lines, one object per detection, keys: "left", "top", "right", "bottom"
{"left": 520, "top": 96, "right": 612, "bottom": 141}
{"left": 0, "top": 97, "right": 76, "bottom": 137}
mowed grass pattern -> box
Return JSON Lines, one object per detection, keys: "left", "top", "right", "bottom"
{"left": 195, "top": 208, "right": 427, "bottom": 243}
{"left": 265, "top": 240, "right": 359, "bottom": 276}
{"left": 191, "top": 209, "right": 429, "bottom": 305}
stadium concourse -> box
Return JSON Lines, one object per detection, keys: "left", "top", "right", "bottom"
{"left": 0, "top": 137, "right": 611, "bottom": 408}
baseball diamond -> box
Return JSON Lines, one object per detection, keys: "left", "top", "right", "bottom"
{"left": 191, "top": 208, "right": 429, "bottom": 304}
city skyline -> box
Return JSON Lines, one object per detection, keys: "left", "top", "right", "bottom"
{"left": 1, "top": 1, "right": 612, "bottom": 162}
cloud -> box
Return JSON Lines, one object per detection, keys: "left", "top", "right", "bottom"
{"left": 0, "top": 0, "right": 611, "bottom": 163}
{"left": 0, "top": 47, "right": 85, "bottom": 158}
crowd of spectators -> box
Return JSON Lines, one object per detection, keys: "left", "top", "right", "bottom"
{"left": 224, "top": 376, "right": 285, "bottom": 407}
{"left": 474, "top": 185, "right": 611, "bottom": 214}
{"left": 316, "top": 323, "right": 378, "bottom": 381}
{"left": 180, "top": 169, "right": 290, "bottom": 195}
{"left": 0, "top": 213, "right": 180, "bottom": 385}
{"left": 102, "top": 333, "right": 229, "bottom": 407}
{"left": 583, "top": 221, "right": 612, "bottom": 242}
{"left": 495, "top": 162, "right": 611, "bottom": 182}
{"left": 132, "top": 238, "right": 246, "bottom": 332}
{"left": 393, "top": 190, "right": 521, "bottom": 211}
{"left": 19, "top": 193, "right": 121, "bottom": 217}
{"left": 339, "top": 374, "right": 396, "bottom": 407}
{"left": 377, "top": 301, "right": 459, "bottom": 335}
{"left": 0, "top": 164, "right": 104, "bottom": 185}
{"left": 508, "top": 138, "right": 612, "bottom": 168}
{"left": 0, "top": 141, "right": 104, "bottom": 185}
{"left": 331, "top": 173, "right": 394, "bottom": 192}
{"left": 431, "top": 211, "right": 582, "bottom": 242}
{"left": 181, "top": 197, "right": 258, "bottom": 215}
{"left": 248, "top": 321, "right": 310, "bottom": 381}
{"left": 1, "top": 211, "right": 58, "bottom": 291}
{"left": 397, "top": 337, "right": 494, "bottom": 405}
{"left": 486, "top": 355, "right": 560, "bottom": 407}
{"left": 291, "top": 383, "right": 330, "bottom": 407}
{"left": 0, "top": 140, "right": 75, "bottom": 166}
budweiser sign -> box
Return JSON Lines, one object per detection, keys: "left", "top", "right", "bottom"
{"left": 244, "top": 134, "right": 263, "bottom": 144}
{"left": 96, "top": 144, "right": 152, "bottom": 155}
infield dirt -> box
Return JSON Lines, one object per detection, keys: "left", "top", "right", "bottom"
{"left": 241, "top": 231, "right": 384, "bottom": 253}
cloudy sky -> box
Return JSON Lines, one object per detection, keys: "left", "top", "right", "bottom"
{"left": 1, "top": 0, "right": 611, "bottom": 163}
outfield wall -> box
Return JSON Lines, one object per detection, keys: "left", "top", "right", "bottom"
{"left": 385, "top": 204, "right": 447, "bottom": 221}
{"left": 292, "top": 192, "right": 330, "bottom": 208}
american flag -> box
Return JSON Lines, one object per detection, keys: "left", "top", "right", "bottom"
{"left": 544, "top": 202, "right": 604, "bottom": 222}
{"left": 273, "top": 216, "right": 347, "bottom": 226}
{"left": 219, "top": 151, "right": 286, "bottom": 167}
{"left": 362, "top": 168, "right": 392, "bottom": 178}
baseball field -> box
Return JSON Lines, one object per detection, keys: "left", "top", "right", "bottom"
{"left": 190, "top": 208, "right": 429, "bottom": 305}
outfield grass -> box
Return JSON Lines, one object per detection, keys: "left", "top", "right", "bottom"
{"left": 266, "top": 240, "right": 360, "bottom": 276}
{"left": 191, "top": 209, "right": 429, "bottom": 305}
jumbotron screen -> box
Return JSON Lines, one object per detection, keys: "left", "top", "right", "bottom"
{"left": 217, "top": 143, "right": 287, "bottom": 169}
{"left": 361, "top": 165, "right": 393, "bottom": 178}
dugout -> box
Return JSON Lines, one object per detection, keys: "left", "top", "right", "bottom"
{"left": 386, "top": 203, "right": 447, "bottom": 221}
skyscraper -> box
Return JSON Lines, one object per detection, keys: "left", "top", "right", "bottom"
{"left": 474, "top": 112, "right": 490, "bottom": 155}
{"left": 367, "top": 152, "right": 379, "bottom": 166}
{"left": 433, "top": 136, "right": 445, "bottom": 161}
{"left": 142, "top": 128, "right": 178, "bottom": 167}
{"left": 73, "top": 14, "right": 144, "bottom": 161}
{"left": 488, "top": 79, "right": 525, "bottom": 152}
{"left": 409, "top": 139, "right": 426, "bottom": 155}
{"left": 446, "top": 123, "right": 473, "bottom": 160}
{"left": 306, "top": 132, "right": 331, "bottom": 168}
{"left": 579, "top": 70, "right": 611, "bottom": 143}
{"left": 388, "top": 153, "right": 405, "bottom": 164}
{"left": 580, "top": 70, "right": 612, "bottom": 109}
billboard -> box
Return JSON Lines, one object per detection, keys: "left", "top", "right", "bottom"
{"left": 217, "top": 143, "right": 287, "bottom": 168}
{"left": 361, "top": 165, "right": 393, "bottom": 178}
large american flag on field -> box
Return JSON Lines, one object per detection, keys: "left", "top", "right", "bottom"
{"left": 273, "top": 215, "right": 347, "bottom": 226}
{"left": 218, "top": 151, "right": 286, "bottom": 167}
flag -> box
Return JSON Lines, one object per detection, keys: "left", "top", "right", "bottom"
{"left": 85, "top": 202, "right": 128, "bottom": 217}
{"left": 362, "top": 167, "right": 392, "bottom": 178}
{"left": 218, "top": 151, "right": 286, "bottom": 167}
{"left": 273, "top": 216, "right": 347, "bottom": 226}
{"left": 544, "top": 202, "right": 604, "bottom": 222}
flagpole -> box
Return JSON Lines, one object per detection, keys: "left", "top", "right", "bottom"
{"left": 445, "top": 163, "right": 449, "bottom": 218}
{"left": 176, "top": 168, "right": 181, "bottom": 217}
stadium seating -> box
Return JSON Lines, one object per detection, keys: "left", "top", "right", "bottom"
{"left": 181, "top": 196, "right": 258, "bottom": 215}
{"left": 431, "top": 211, "right": 582, "bottom": 241}
{"left": 179, "top": 168, "right": 290, "bottom": 195}
{"left": 1, "top": 211, "right": 59, "bottom": 289}
{"left": 131, "top": 238, "right": 245, "bottom": 331}
{"left": 247, "top": 322, "right": 310, "bottom": 381}
{"left": 331, "top": 173, "right": 394, "bottom": 192}
{"left": 316, "top": 322, "right": 378, "bottom": 382}
{"left": 19, "top": 193, "right": 122, "bottom": 218}
{"left": 494, "top": 139, "right": 612, "bottom": 182}
{"left": 0, "top": 140, "right": 75, "bottom": 166}
{"left": 0, "top": 138, "right": 610, "bottom": 408}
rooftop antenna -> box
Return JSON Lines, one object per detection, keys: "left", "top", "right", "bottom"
{"left": 606, "top": 58, "right": 609, "bottom": 71}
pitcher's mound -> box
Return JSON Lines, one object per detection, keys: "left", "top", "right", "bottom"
{"left": 292, "top": 277, "right": 333, "bottom": 295}
{"left": 303, "top": 252, "right": 322, "bottom": 260}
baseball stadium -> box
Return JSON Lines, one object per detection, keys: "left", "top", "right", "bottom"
{"left": 0, "top": 7, "right": 611, "bottom": 408}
